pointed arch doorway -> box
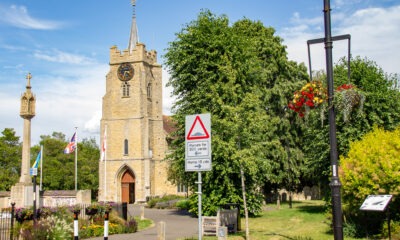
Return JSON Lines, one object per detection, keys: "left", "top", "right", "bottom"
{"left": 121, "top": 170, "right": 135, "bottom": 203}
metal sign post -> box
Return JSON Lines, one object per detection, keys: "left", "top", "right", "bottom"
{"left": 30, "top": 168, "right": 37, "bottom": 223}
{"left": 185, "top": 113, "right": 212, "bottom": 240}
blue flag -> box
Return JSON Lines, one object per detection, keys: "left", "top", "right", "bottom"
{"left": 32, "top": 150, "right": 41, "bottom": 169}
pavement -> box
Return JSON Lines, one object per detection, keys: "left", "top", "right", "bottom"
{"left": 89, "top": 204, "right": 199, "bottom": 240}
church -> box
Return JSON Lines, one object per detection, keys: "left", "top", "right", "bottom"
{"left": 98, "top": 1, "right": 178, "bottom": 203}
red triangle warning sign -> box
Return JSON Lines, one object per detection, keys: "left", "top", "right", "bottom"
{"left": 187, "top": 116, "right": 210, "bottom": 140}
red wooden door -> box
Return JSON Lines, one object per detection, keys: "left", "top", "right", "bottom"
{"left": 121, "top": 171, "right": 135, "bottom": 203}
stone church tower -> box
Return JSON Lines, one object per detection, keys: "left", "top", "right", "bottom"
{"left": 98, "top": 1, "right": 176, "bottom": 203}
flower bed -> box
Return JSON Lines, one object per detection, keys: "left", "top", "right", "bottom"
{"left": 13, "top": 204, "right": 137, "bottom": 239}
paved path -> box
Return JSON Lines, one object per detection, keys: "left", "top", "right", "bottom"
{"left": 89, "top": 205, "right": 199, "bottom": 240}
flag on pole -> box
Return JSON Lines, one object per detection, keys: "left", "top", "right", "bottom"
{"left": 101, "top": 126, "right": 107, "bottom": 161}
{"left": 64, "top": 132, "right": 77, "bottom": 154}
{"left": 32, "top": 149, "right": 41, "bottom": 169}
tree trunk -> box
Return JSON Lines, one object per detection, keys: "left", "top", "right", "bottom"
{"left": 240, "top": 168, "right": 250, "bottom": 240}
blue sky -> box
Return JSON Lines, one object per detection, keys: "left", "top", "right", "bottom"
{"left": 0, "top": 0, "right": 399, "bottom": 145}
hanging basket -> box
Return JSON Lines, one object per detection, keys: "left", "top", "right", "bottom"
{"left": 334, "top": 84, "right": 365, "bottom": 122}
{"left": 288, "top": 80, "right": 328, "bottom": 118}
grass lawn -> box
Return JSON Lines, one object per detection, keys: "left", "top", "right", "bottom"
{"left": 199, "top": 200, "right": 366, "bottom": 240}
{"left": 135, "top": 216, "right": 153, "bottom": 231}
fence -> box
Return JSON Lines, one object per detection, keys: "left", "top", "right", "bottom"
{"left": 0, "top": 203, "right": 16, "bottom": 240}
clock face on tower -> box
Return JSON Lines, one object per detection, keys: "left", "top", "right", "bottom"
{"left": 117, "top": 63, "right": 134, "bottom": 81}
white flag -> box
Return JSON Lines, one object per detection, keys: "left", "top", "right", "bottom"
{"left": 101, "top": 126, "right": 107, "bottom": 161}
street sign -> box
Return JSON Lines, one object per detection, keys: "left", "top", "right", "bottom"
{"left": 30, "top": 168, "right": 37, "bottom": 176}
{"left": 185, "top": 113, "right": 211, "bottom": 171}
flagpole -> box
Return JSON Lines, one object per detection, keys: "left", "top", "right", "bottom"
{"left": 40, "top": 145, "right": 43, "bottom": 191}
{"left": 75, "top": 127, "right": 78, "bottom": 191}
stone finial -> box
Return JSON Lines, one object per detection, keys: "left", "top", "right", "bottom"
{"left": 26, "top": 72, "right": 32, "bottom": 89}
{"left": 20, "top": 73, "right": 36, "bottom": 119}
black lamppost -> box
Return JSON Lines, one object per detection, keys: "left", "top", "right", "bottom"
{"left": 323, "top": 0, "right": 343, "bottom": 239}
{"left": 307, "top": 1, "right": 346, "bottom": 239}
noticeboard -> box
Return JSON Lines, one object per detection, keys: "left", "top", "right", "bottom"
{"left": 360, "top": 195, "right": 392, "bottom": 211}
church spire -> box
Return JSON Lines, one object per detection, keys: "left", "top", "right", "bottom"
{"left": 128, "top": 0, "right": 138, "bottom": 53}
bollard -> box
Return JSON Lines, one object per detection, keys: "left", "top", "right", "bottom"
{"left": 157, "top": 221, "right": 166, "bottom": 240}
{"left": 104, "top": 211, "right": 109, "bottom": 240}
{"left": 73, "top": 210, "right": 80, "bottom": 240}
{"left": 141, "top": 205, "right": 145, "bottom": 220}
{"left": 217, "top": 226, "right": 228, "bottom": 240}
{"left": 122, "top": 202, "right": 127, "bottom": 220}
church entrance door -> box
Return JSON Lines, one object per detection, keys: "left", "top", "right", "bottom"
{"left": 121, "top": 170, "right": 135, "bottom": 203}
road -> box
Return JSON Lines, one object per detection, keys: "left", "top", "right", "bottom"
{"left": 89, "top": 204, "right": 199, "bottom": 240}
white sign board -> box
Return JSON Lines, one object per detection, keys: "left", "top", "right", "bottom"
{"left": 30, "top": 168, "right": 38, "bottom": 176}
{"left": 360, "top": 195, "right": 392, "bottom": 211}
{"left": 185, "top": 113, "right": 211, "bottom": 171}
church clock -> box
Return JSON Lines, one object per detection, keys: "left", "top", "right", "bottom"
{"left": 117, "top": 63, "right": 134, "bottom": 81}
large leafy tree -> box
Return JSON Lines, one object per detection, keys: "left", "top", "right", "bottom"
{"left": 0, "top": 128, "right": 22, "bottom": 191}
{"left": 302, "top": 57, "right": 400, "bottom": 192}
{"left": 32, "top": 132, "right": 99, "bottom": 197}
{"left": 164, "top": 10, "right": 308, "bottom": 215}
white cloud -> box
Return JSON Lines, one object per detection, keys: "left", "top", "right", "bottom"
{"left": 280, "top": 4, "right": 400, "bottom": 75}
{"left": 84, "top": 111, "right": 102, "bottom": 134}
{"left": 0, "top": 5, "right": 63, "bottom": 30}
{"left": 0, "top": 63, "right": 108, "bottom": 145}
{"left": 34, "top": 49, "right": 96, "bottom": 65}
{"left": 162, "top": 68, "right": 176, "bottom": 116}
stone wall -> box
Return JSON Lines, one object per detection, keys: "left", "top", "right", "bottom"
{"left": 265, "top": 186, "right": 321, "bottom": 203}
{"left": 0, "top": 190, "right": 91, "bottom": 209}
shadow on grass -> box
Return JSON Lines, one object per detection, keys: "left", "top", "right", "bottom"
{"left": 296, "top": 204, "right": 326, "bottom": 214}
{"left": 265, "top": 233, "right": 313, "bottom": 240}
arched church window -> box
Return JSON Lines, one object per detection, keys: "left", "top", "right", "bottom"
{"left": 124, "top": 139, "right": 129, "bottom": 155}
{"left": 122, "top": 82, "right": 130, "bottom": 97}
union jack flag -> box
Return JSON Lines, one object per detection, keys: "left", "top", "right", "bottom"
{"left": 64, "top": 132, "right": 76, "bottom": 154}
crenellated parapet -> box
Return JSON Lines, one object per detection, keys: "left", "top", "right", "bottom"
{"left": 109, "top": 43, "right": 160, "bottom": 66}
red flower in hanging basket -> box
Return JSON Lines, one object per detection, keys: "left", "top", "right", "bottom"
{"left": 336, "top": 83, "right": 354, "bottom": 91}
{"left": 288, "top": 80, "right": 327, "bottom": 117}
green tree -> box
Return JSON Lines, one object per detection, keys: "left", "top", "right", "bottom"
{"left": 165, "top": 11, "right": 308, "bottom": 216}
{"left": 33, "top": 132, "right": 99, "bottom": 197}
{"left": 0, "top": 128, "right": 21, "bottom": 190}
{"left": 302, "top": 57, "right": 400, "bottom": 193}
{"left": 78, "top": 138, "right": 100, "bottom": 197}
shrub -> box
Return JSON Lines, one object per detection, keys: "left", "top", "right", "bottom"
{"left": 340, "top": 126, "right": 400, "bottom": 235}
{"left": 123, "top": 217, "right": 138, "bottom": 233}
{"left": 147, "top": 195, "right": 185, "bottom": 209}
{"left": 176, "top": 199, "right": 190, "bottom": 210}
